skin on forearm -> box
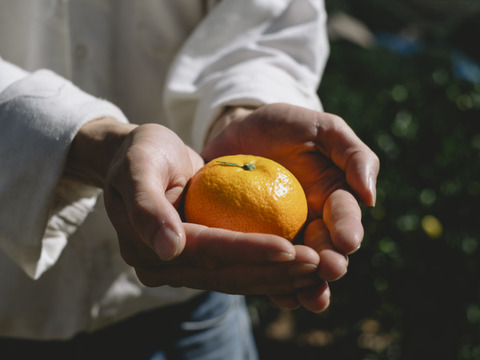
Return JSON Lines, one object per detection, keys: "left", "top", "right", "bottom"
{"left": 67, "top": 106, "right": 258, "bottom": 188}
{"left": 205, "top": 106, "right": 258, "bottom": 146}
{"left": 65, "top": 117, "right": 137, "bottom": 188}
{"left": 66, "top": 106, "right": 256, "bottom": 189}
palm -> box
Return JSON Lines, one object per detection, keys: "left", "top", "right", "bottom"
{"left": 203, "top": 104, "right": 353, "bottom": 222}
{"left": 202, "top": 103, "right": 379, "bottom": 311}
{"left": 252, "top": 148, "right": 344, "bottom": 222}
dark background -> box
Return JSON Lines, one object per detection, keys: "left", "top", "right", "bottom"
{"left": 249, "top": 1, "right": 480, "bottom": 359}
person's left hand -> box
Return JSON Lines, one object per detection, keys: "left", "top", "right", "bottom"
{"left": 202, "top": 103, "right": 380, "bottom": 312}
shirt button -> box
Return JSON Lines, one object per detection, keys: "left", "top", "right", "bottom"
{"left": 75, "top": 44, "right": 89, "bottom": 60}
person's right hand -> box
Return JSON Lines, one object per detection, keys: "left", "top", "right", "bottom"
{"left": 103, "top": 123, "right": 201, "bottom": 263}
{"left": 134, "top": 224, "right": 325, "bottom": 297}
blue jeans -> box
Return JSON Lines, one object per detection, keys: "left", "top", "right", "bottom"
{"left": 1, "top": 292, "right": 259, "bottom": 360}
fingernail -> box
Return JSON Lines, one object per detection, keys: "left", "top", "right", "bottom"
{"left": 288, "top": 263, "right": 318, "bottom": 276}
{"left": 154, "top": 227, "right": 179, "bottom": 261}
{"left": 369, "top": 175, "right": 377, "bottom": 207}
{"left": 268, "top": 251, "right": 295, "bottom": 262}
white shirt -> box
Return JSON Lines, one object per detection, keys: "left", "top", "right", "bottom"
{"left": 0, "top": 0, "right": 329, "bottom": 339}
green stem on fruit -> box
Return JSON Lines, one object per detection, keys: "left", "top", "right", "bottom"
{"left": 217, "top": 160, "right": 256, "bottom": 171}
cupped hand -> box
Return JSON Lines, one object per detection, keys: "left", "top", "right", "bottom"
{"left": 132, "top": 224, "right": 324, "bottom": 296}
{"left": 102, "top": 122, "right": 325, "bottom": 297}
{"left": 202, "top": 103, "right": 380, "bottom": 311}
{"left": 103, "top": 124, "right": 202, "bottom": 262}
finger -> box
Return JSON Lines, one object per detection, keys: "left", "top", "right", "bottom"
{"left": 296, "top": 281, "right": 331, "bottom": 313}
{"left": 135, "top": 261, "right": 322, "bottom": 295}
{"left": 304, "top": 219, "right": 349, "bottom": 281}
{"left": 313, "top": 113, "right": 379, "bottom": 206}
{"left": 135, "top": 230, "right": 323, "bottom": 293}
{"left": 178, "top": 223, "right": 298, "bottom": 267}
{"left": 323, "top": 189, "right": 364, "bottom": 254}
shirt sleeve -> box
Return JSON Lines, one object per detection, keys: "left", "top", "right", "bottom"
{"left": 164, "top": 0, "right": 330, "bottom": 151}
{"left": 0, "top": 58, "right": 129, "bottom": 279}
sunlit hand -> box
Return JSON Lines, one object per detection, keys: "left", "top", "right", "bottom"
{"left": 91, "top": 121, "right": 325, "bottom": 296}
{"left": 103, "top": 123, "right": 202, "bottom": 262}
{"left": 202, "top": 103, "right": 380, "bottom": 311}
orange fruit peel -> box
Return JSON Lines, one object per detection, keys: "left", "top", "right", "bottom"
{"left": 184, "top": 154, "right": 308, "bottom": 241}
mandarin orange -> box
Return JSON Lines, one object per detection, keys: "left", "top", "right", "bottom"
{"left": 184, "top": 154, "right": 308, "bottom": 241}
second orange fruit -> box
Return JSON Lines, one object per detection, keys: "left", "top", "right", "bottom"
{"left": 184, "top": 154, "right": 308, "bottom": 241}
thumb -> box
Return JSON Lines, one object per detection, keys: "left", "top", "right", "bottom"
{"left": 111, "top": 178, "right": 187, "bottom": 261}
{"left": 103, "top": 123, "right": 190, "bottom": 262}
{"left": 314, "top": 113, "right": 380, "bottom": 206}
{"left": 149, "top": 194, "right": 186, "bottom": 261}
{"left": 136, "top": 190, "right": 186, "bottom": 261}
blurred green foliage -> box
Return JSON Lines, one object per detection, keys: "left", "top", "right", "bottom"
{"left": 251, "top": 2, "right": 480, "bottom": 359}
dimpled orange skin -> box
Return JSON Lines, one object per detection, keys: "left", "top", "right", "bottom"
{"left": 184, "top": 154, "right": 308, "bottom": 241}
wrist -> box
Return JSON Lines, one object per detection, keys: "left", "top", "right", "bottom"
{"left": 205, "top": 106, "right": 258, "bottom": 145}
{"left": 65, "top": 117, "right": 137, "bottom": 188}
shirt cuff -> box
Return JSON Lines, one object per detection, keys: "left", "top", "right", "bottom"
{"left": 191, "top": 63, "right": 323, "bottom": 150}
{"left": 0, "top": 69, "right": 128, "bottom": 279}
